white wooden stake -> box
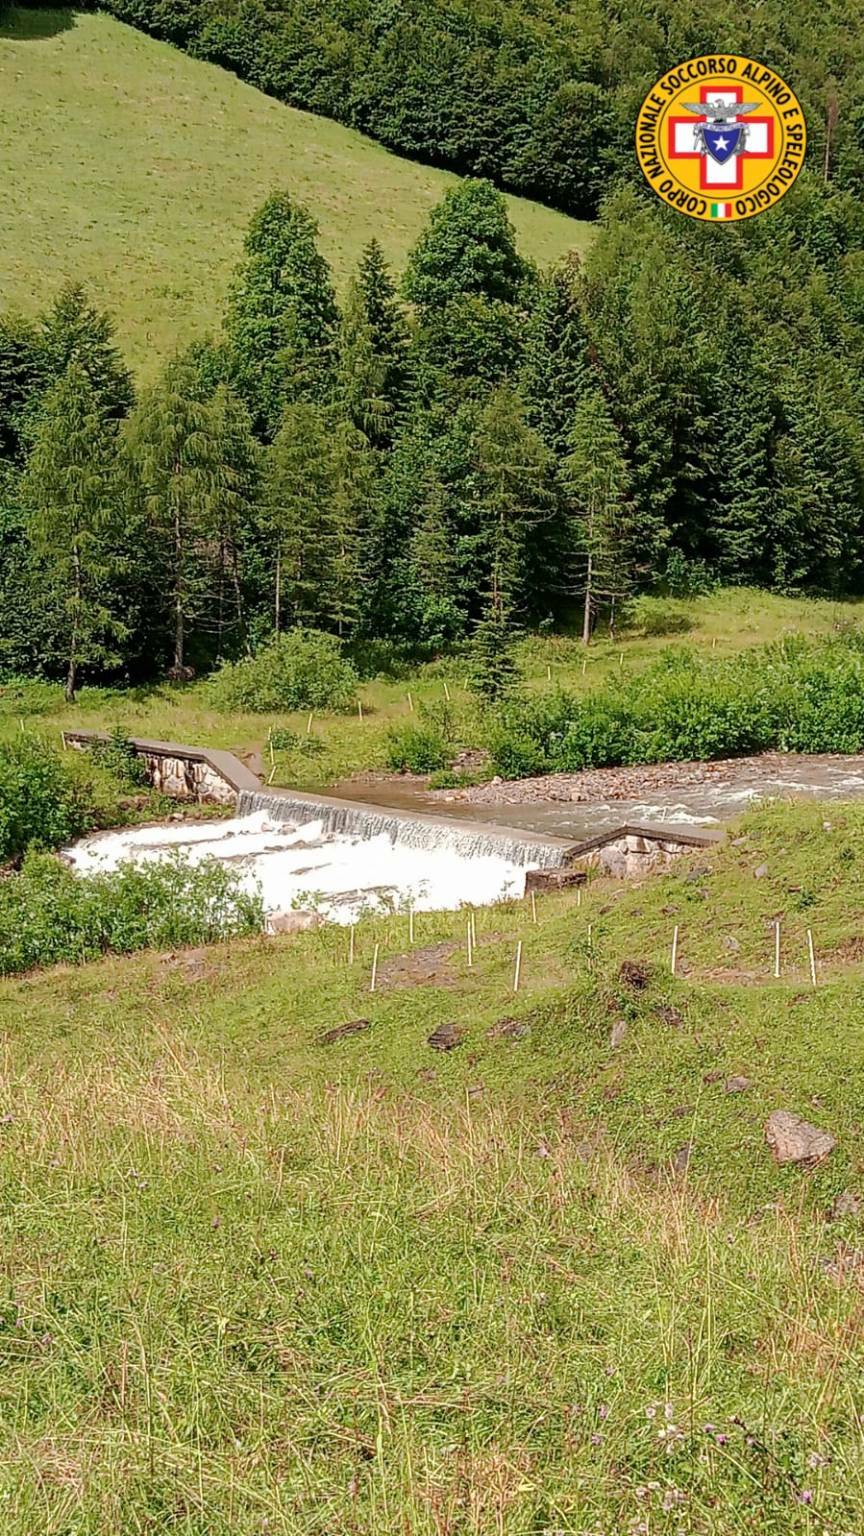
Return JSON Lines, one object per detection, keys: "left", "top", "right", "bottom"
{"left": 348, "top": 925, "right": 355, "bottom": 966}
{"left": 546, "top": 665, "right": 551, "bottom": 681}
{"left": 470, "top": 911, "right": 476, "bottom": 951}
{"left": 774, "top": 919, "right": 781, "bottom": 979}
{"left": 467, "top": 920, "right": 473, "bottom": 968}
{"left": 268, "top": 732, "right": 275, "bottom": 768}
{"left": 807, "top": 928, "right": 817, "bottom": 988}
{"left": 582, "top": 658, "right": 587, "bottom": 676}
{"left": 513, "top": 940, "right": 523, "bottom": 993}
{"left": 531, "top": 890, "right": 537, "bottom": 925}
{"left": 407, "top": 692, "right": 414, "bottom": 713}
{"left": 670, "top": 925, "right": 679, "bottom": 976}
{"left": 358, "top": 699, "right": 363, "bottom": 721}
{"left": 307, "top": 712, "right": 313, "bottom": 735}
{"left": 443, "top": 680, "right": 451, "bottom": 701}
{"left": 619, "top": 652, "right": 624, "bottom": 669}
{"left": 370, "top": 942, "right": 379, "bottom": 992}
{"left": 712, "top": 636, "right": 717, "bottom": 650}
{"left": 409, "top": 907, "right": 414, "bottom": 945}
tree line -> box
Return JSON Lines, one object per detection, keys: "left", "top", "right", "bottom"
{"left": 72, "top": 0, "right": 864, "bottom": 219}
{"left": 2, "top": 172, "right": 864, "bottom": 697}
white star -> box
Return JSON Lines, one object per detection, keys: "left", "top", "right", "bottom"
{"left": 714, "top": 135, "right": 729, "bottom": 150}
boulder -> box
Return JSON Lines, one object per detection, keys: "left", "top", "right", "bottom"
{"left": 268, "top": 910, "right": 322, "bottom": 934}
{"left": 765, "top": 1110, "right": 836, "bottom": 1166}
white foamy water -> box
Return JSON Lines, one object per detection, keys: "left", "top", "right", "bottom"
{"left": 65, "top": 810, "right": 528, "bottom": 926}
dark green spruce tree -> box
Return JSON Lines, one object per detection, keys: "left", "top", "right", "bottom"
{"left": 224, "top": 192, "right": 339, "bottom": 440}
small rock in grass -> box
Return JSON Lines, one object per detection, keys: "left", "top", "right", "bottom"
{"left": 655, "top": 1005, "right": 684, "bottom": 1029}
{"left": 765, "top": 1110, "right": 836, "bottom": 1166}
{"left": 427, "top": 1022, "right": 463, "bottom": 1052}
{"left": 723, "top": 935, "right": 741, "bottom": 953}
{"left": 670, "top": 1104, "right": 694, "bottom": 1120}
{"left": 487, "top": 1016, "right": 528, "bottom": 1040}
{"left": 753, "top": 863, "right": 769, "bottom": 879}
{"left": 318, "top": 1018, "right": 370, "bottom": 1045}
{"left": 828, "top": 1190, "right": 860, "bottom": 1220}
{"left": 619, "top": 960, "right": 650, "bottom": 990}
{"left": 725, "top": 1075, "right": 751, "bottom": 1094}
{"left": 671, "top": 1143, "right": 692, "bottom": 1175}
{"left": 610, "top": 1019, "right": 628, "bottom": 1048}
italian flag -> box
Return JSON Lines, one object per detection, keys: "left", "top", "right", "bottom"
{"left": 710, "top": 202, "right": 732, "bottom": 220}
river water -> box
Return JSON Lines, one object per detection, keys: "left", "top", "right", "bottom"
{"left": 65, "top": 752, "right": 864, "bottom": 926}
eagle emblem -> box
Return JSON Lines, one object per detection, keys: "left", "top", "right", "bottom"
{"left": 680, "top": 98, "right": 763, "bottom": 165}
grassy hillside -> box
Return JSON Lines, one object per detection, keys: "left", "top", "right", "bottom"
{"left": 2, "top": 588, "right": 862, "bottom": 787}
{"left": 0, "top": 6, "right": 590, "bottom": 378}
{"left": 2, "top": 795, "right": 864, "bottom": 1530}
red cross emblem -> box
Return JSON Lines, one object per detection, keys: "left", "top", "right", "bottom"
{"left": 667, "top": 85, "right": 774, "bottom": 193}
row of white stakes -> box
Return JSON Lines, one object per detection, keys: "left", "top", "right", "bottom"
{"left": 670, "top": 918, "right": 819, "bottom": 986}
{"left": 349, "top": 884, "right": 583, "bottom": 994}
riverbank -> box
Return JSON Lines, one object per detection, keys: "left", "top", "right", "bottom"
{"left": 428, "top": 750, "right": 864, "bottom": 807}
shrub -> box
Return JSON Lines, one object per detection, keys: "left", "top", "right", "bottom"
{"left": 0, "top": 736, "right": 98, "bottom": 863}
{"left": 0, "top": 852, "right": 265, "bottom": 977}
{"left": 89, "top": 726, "right": 149, "bottom": 788}
{"left": 209, "top": 630, "right": 359, "bottom": 713}
{"left": 385, "top": 723, "right": 449, "bottom": 774}
{"left": 484, "top": 634, "right": 864, "bottom": 779}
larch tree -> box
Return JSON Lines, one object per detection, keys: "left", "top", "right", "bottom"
{"left": 22, "top": 364, "right": 123, "bottom": 701}
{"left": 123, "top": 362, "right": 229, "bottom": 675}
{"left": 561, "top": 389, "right": 631, "bottom": 645}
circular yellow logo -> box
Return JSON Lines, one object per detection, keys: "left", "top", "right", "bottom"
{"left": 635, "top": 55, "right": 806, "bottom": 223}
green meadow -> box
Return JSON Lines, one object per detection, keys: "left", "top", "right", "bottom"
{"left": 0, "top": 6, "right": 589, "bottom": 378}
{"left": 3, "top": 587, "right": 862, "bottom": 788}
{"left": 1, "top": 795, "right": 864, "bottom": 1531}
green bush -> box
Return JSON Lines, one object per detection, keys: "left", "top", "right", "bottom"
{"left": 209, "top": 630, "right": 359, "bottom": 713}
{"left": 385, "top": 722, "right": 450, "bottom": 774}
{"left": 0, "top": 736, "right": 100, "bottom": 864}
{"left": 485, "top": 634, "right": 864, "bottom": 778}
{"left": 0, "top": 852, "right": 265, "bottom": 977}
{"left": 89, "top": 726, "right": 149, "bottom": 789}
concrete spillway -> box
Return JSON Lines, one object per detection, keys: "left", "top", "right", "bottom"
{"left": 235, "top": 788, "right": 578, "bottom": 870}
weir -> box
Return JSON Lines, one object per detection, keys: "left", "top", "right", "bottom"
{"left": 236, "top": 787, "right": 578, "bottom": 870}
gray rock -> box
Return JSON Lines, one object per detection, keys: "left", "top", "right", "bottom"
{"left": 829, "top": 1190, "right": 860, "bottom": 1220}
{"left": 610, "top": 1018, "right": 628, "bottom": 1049}
{"left": 671, "top": 1143, "right": 692, "bottom": 1175}
{"left": 754, "top": 863, "right": 769, "bottom": 879}
{"left": 268, "top": 909, "right": 322, "bottom": 934}
{"left": 723, "top": 935, "right": 741, "bottom": 953}
{"left": 765, "top": 1110, "right": 836, "bottom": 1166}
{"left": 725, "top": 1075, "right": 751, "bottom": 1094}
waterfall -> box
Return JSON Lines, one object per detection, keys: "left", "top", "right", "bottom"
{"left": 236, "top": 789, "right": 576, "bottom": 870}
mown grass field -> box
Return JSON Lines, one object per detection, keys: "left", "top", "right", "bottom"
{"left": 2, "top": 588, "right": 862, "bottom": 789}
{"left": 2, "top": 795, "right": 864, "bottom": 1531}
{"left": 0, "top": 6, "right": 590, "bottom": 378}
